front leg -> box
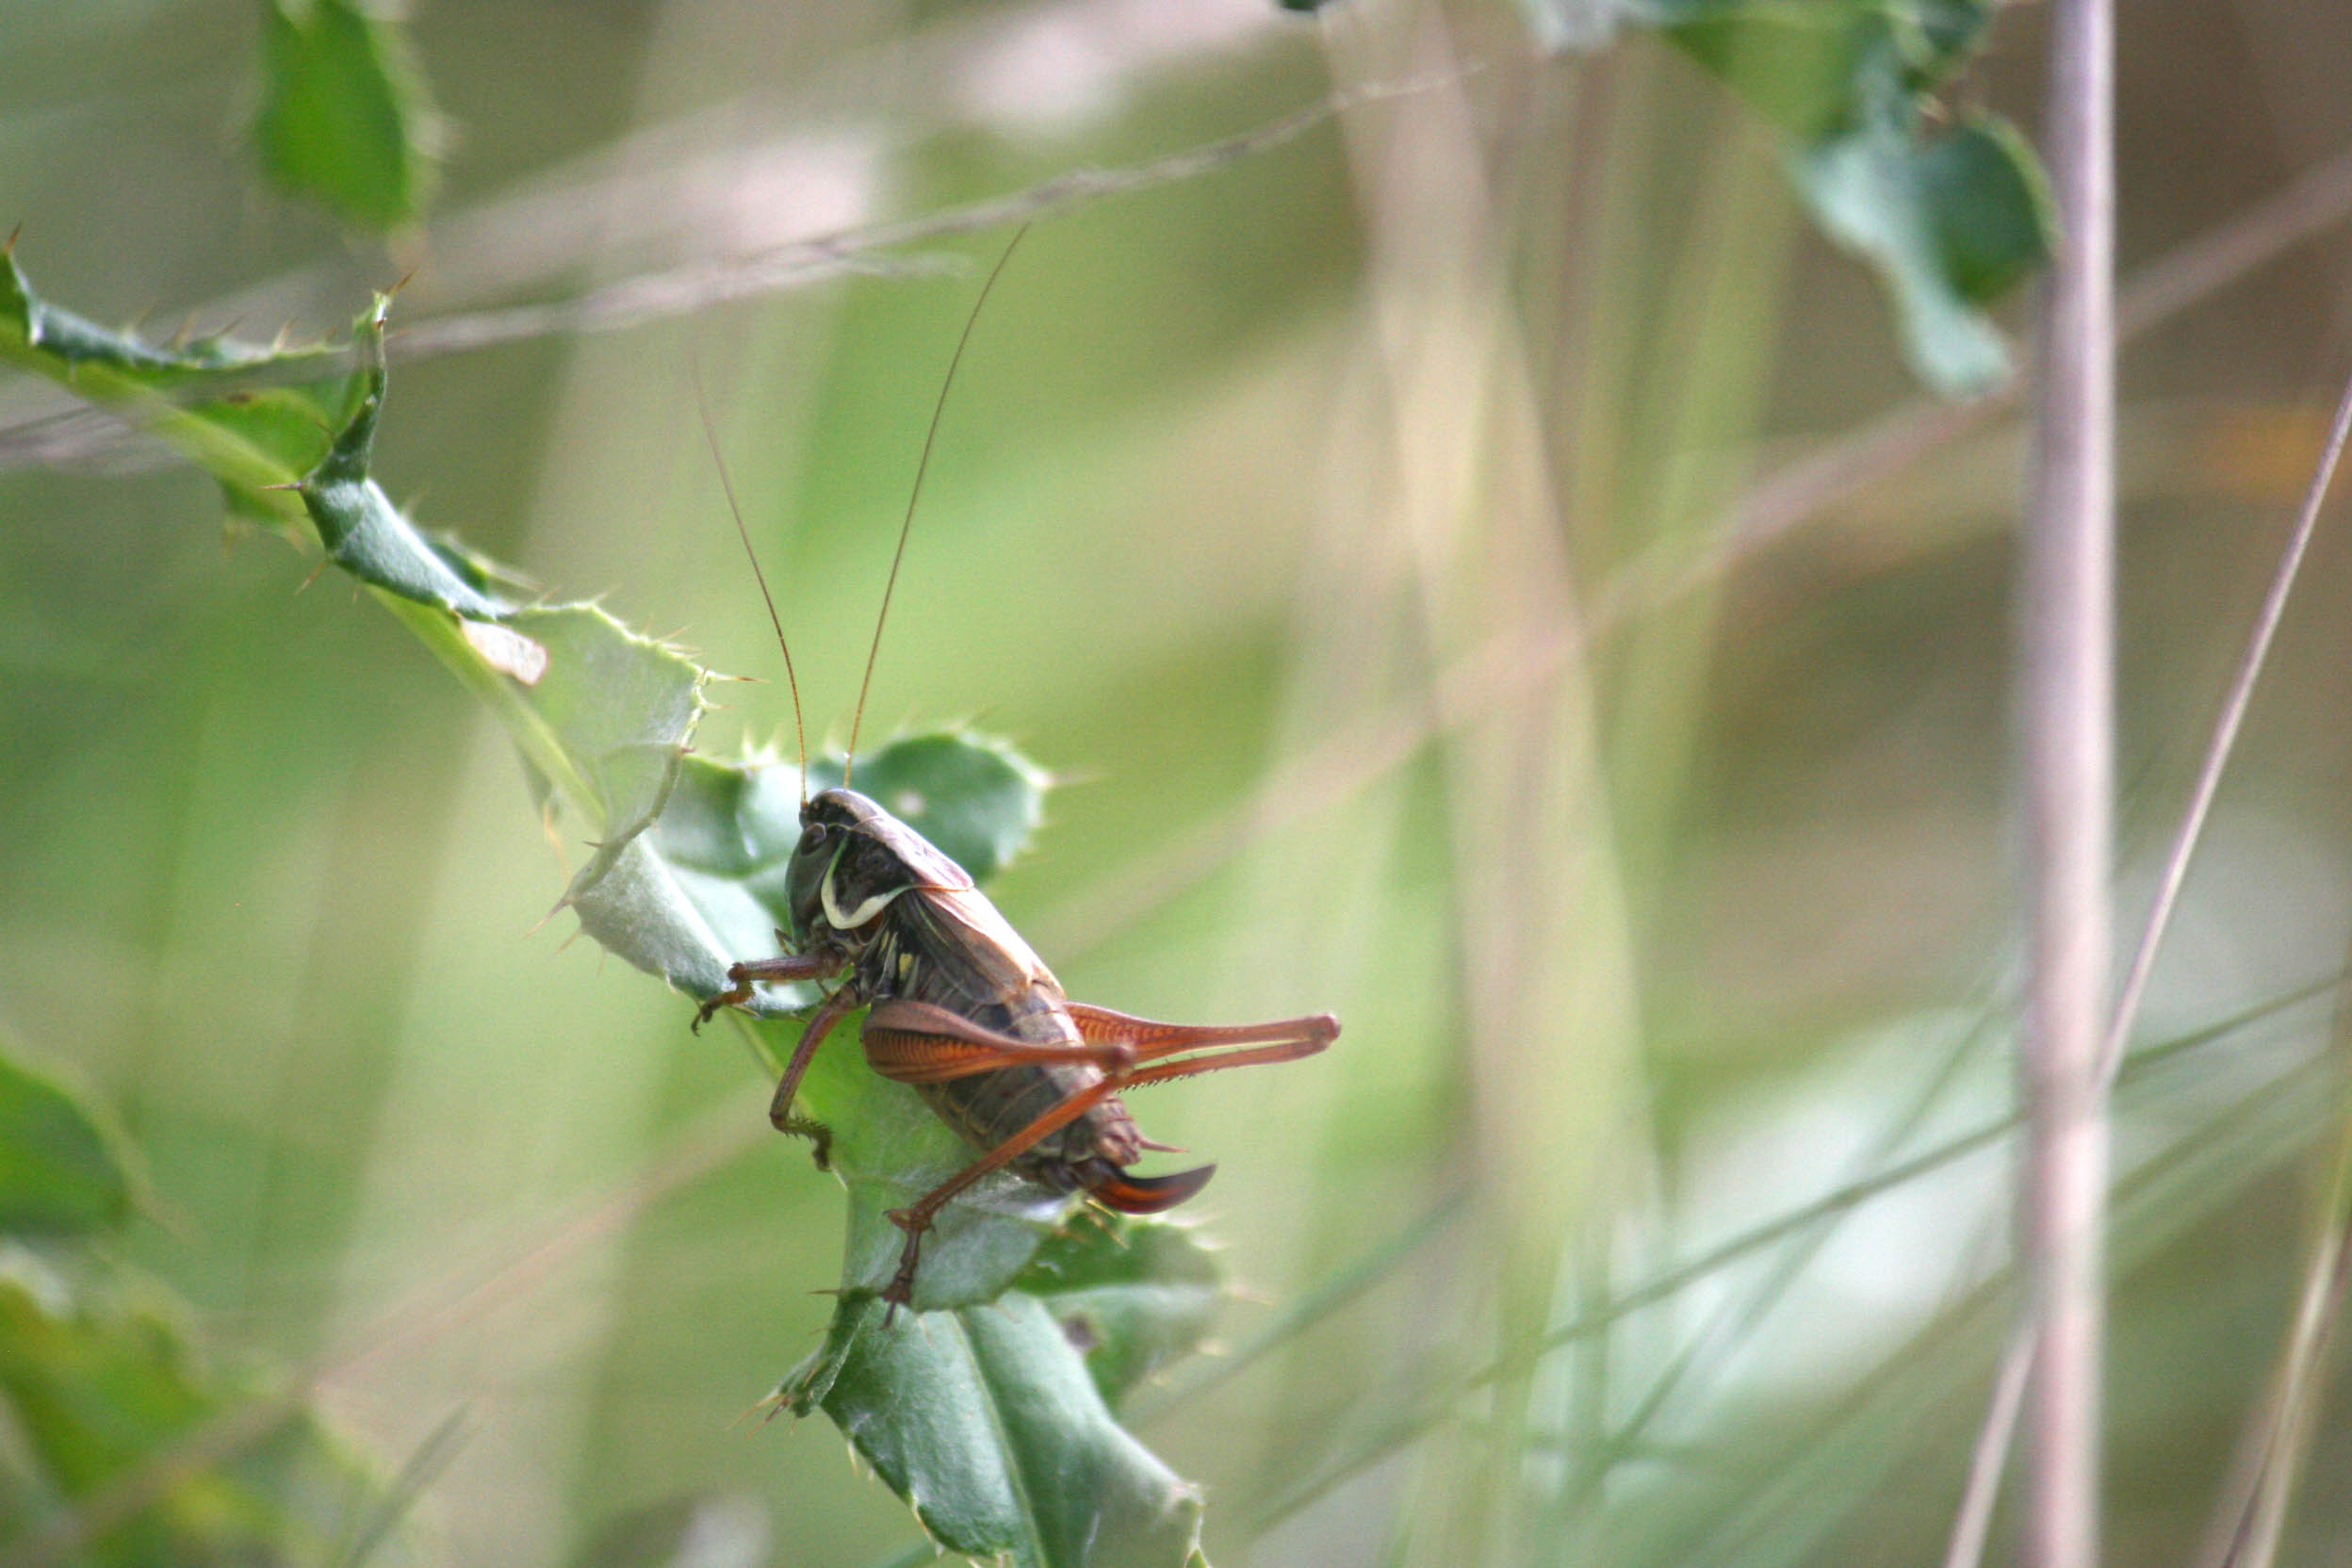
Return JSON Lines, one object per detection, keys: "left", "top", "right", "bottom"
{"left": 691, "top": 947, "right": 841, "bottom": 1033}
{"left": 769, "top": 987, "right": 858, "bottom": 1148}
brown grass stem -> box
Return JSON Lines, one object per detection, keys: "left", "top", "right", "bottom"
{"left": 1941, "top": 313, "right": 2352, "bottom": 1568}
{"left": 2016, "top": 1, "right": 2115, "bottom": 1563}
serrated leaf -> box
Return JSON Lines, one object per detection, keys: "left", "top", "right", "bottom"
{"left": 298, "top": 300, "right": 505, "bottom": 615}
{"left": 0, "top": 251, "right": 333, "bottom": 384}
{"left": 200, "top": 384, "right": 358, "bottom": 530}
{"left": 807, "top": 734, "right": 1049, "bottom": 885}
{"left": 0, "top": 1038, "right": 134, "bottom": 1240}
{"left": 1014, "top": 1217, "right": 1223, "bottom": 1409}
{"left": 784, "top": 1287, "right": 1204, "bottom": 1568}
{"left": 503, "top": 605, "right": 708, "bottom": 907}
{"left": 255, "top": 0, "right": 440, "bottom": 231}
{"left": 0, "top": 250, "right": 352, "bottom": 524}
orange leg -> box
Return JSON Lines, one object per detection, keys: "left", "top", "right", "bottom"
{"left": 875, "top": 1030, "right": 1330, "bottom": 1320}
{"left": 861, "top": 1000, "right": 1337, "bottom": 1086}
{"left": 1064, "top": 1003, "right": 1340, "bottom": 1063}
{"left": 691, "top": 948, "right": 840, "bottom": 1033}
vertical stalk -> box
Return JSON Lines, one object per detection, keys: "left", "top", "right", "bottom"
{"left": 2017, "top": 0, "right": 2115, "bottom": 1564}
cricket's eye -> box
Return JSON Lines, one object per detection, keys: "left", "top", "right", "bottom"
{"left": 802, "top": 823, "right": 832, "bottom": 852}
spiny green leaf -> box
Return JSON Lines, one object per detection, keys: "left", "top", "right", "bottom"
{"left": 255, "top": 0, "right": 441, "bottom": 231}
{"left": 504, "top": 605, "right": 708, "bottom": 908}
{"left": 807, "top": 733, "right": 1050, "bottom": 885}
{"left": 297, "top": 300, "right": 505, "bottom": 615}
{"left": 201, "top": 384, "right": 358, "bottom": 531}
{"left": 1015, "top": 1216, "right": 1223, "bottom": 1409}
{"left": 784, "top": 1282, "right": 1207, "bottom": 1568}
{"left": 0, "top": 249, "right": 353, "bottom": 525}
{"left": 0, "top": 248, "right": 335, "bottom": 382}
{"left": 0, "top": 1037, "right": 135, "bottom": 1240}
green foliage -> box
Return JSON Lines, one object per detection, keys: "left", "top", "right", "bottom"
{"left": 0, "top": 1038, "right": 135, "bottom": 1238}
{"left": 0, "top": 256, "right": 1228, "bottom": 1567}
{"left": 297, "top": 307, "right": 505, "bottom": 615}
{"left": 0, "top": 1037, "right": 419, "bottom": 1567}
{"left": 781, "top": 1220, "right": 1222, "bottom": 1568}
{"left": 808, "top": 734, "right": 1051, "bottom": 888}
{"left": 0, "top": 244, "right": 352, "bottom": 531}
{"left": 1522, "top": 0, "right": 2053, "bottom": 394}
{"left": 254, "top": 0, "right": 441, "bottom": 231}
{"left": 1018, "top": 1215, "right": 1225, "bottom": 1407}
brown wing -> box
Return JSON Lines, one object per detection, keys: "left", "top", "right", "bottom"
{"left": 887, "top": 882, "right": 1070, "bottom": 1036}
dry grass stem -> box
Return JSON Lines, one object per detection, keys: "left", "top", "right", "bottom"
{"left": 2015, "top": 0, "right": 2116, "bottom": 1562}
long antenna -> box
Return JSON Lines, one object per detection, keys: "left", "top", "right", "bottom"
{"left": 692, "top": 358, "right": 810, "bottom": 804}
{"left": 843, "top": 223, "right": 1029, "bottom": 786}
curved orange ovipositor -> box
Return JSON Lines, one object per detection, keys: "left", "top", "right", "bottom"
{"left": 1090, "top": 1164, "right": 1217, "bottom": 1214}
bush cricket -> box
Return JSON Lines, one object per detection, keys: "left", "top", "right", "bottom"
{"left": 691, "top": 232, "right": 1337, "bottom": 1319}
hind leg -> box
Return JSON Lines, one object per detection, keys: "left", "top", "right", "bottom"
{"left": 873, "top": 1035, "right": 1329, "bottom": 1321}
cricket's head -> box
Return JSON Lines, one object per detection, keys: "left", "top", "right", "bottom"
{"left": 787, "top": 787, "right": 977, "bottom": 943}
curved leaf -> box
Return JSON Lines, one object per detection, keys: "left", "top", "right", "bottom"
{"left": 0, "top": 251, "right": 335, "bottom": 383}
{"left": 0, "top": 1037, "right": 134, "bottom": 1240}
{"left": 1793, "top": 108, "right": 2052, "bottom": 396}
{"left": 786, "top": 1290, "right": 1205, "bottom": 1568}
{"left": 299, "top": 300, "right": 506, "bottom": 616}
{"left": 1514, "top": 0, "right": 2051, "bottom": 395}
{"left": 0, "top": 248, "right": 351, "bottom": 528}
{"left": 255, "top": 0, "right": 440, "bottom": 231}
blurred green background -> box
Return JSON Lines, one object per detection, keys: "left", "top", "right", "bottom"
{"left": 6, "top": 0, "right": 2352, "bottom": 1563}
